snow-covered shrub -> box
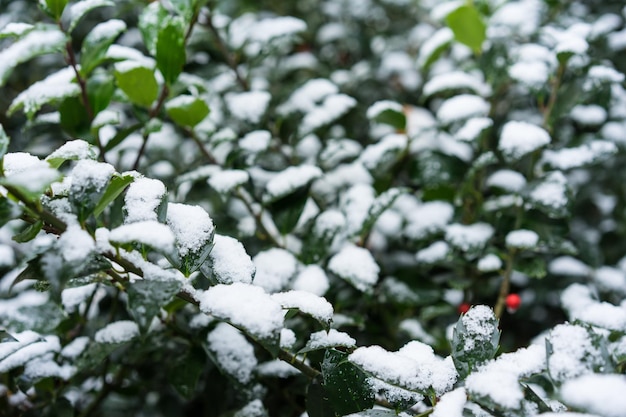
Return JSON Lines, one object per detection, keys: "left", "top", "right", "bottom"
{"left": 0, "top": 0, "right": 625, "bottom": 416}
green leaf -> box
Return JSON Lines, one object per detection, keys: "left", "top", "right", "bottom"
{"left": 446, "top": 5, "right": 486, "bottom": 54}
{"left": 0, "top": 125, "right": 10, "bottom": 162}
{"left": 138, "top": 2, "right": 170, "bottom": 56}
{"left": 514, "top": 256, "right": 547, "bottom": 279}
{"left": 103, "top": 122, "right": 142, "bottom": 152}
{"left": 451, "top": 306, "right": 500, "bottom": 378}
{"left": 0, "top": 27, "right": 67, "bottom": 88}
{"left": 114, "top": 64, "right": 159, "bottom": 108}
{"left": 307, "top": 382, "right": 336, "bottom": 417}
{"left": 94, "top": 173, "right": 135, "bottom": 218}
{"left": 40, "top": 0, "right": 68, "bottom": 20}
{"left": 127, "top": 279, "right": 182, "bottom": 333}
{"left": 268, "top": 185, "right": 310, "bottom": 235}
{"left": 321, "top": 349, "right": 375, "bottom": 416}
{"left": 359, "top": 187, "right": 406, "bottom": 241}
{"left": 77, "top": 341, "right": 124, "bottom": 369}
{"left": 80, "top": 19, "right": 127, "bottom": 76}
{"left": 156, "top": 18, "right": 187, "bottom": 85}
{"left": 168, "top": 346, "right": 206, "bottom": 399}
{"left": 59, "top": 96, "right": 91, "bottom": 136}
{"left": 0, "top": 197, "right": 23, "bottom": 228}
{"left": 13, "top": 220, "right": 43, "bottom": 243}
{"left": 165, "top": 95, "right": 210, "bottom": 127}
{"left": 6, "top": 302, "right": 65, "bottom": 333}
{"left": 0, "top": 23, "right": 35, "bottom": 39}
{"left": 67, "top": 0, "right": 115, "bottom": 33}
{"left": 46, "top": 140, "right": 99, "bottom": 169}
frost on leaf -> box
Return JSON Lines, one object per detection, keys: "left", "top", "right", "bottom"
{"left": 198, "top": 283, "right": 284, "bottom": 344}
{"left": 8, "top": 67, "right": 80, "bottom": 119}
{"left": 46, "top": 140, "right": 99, "bottom": 168}
{"left": 498, "top": 121, "right": 551, "bottom": 161}
{"left": 451, "top": 305, "right": 500, "bottom": 378}
{"left": 204, "top": 234, "right": 255, "bottom": 285}
{"left": 0, "top": 332, "right": 61, "bottom": 373}
{"left": 328, "top": 244, "right": 380, "bottom": 293}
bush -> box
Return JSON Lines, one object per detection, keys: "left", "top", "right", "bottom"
{"left": 1, "top": 0, "right": 626, "bottom": 416}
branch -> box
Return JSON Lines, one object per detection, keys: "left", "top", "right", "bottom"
{"left": 235, "top": 188, "right": 285, "bottom": 249}
{"left": 541, "top": 61, "right": 566, "bottom": 134}
{"left": 132, "top": 85, "right": 170, "bottom": 171}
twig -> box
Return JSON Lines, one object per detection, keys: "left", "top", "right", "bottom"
{"left": 132, "top": 85, "right": 170, "bottom": 171}
{"left": 494, "top": 249, "right": 515, "bottom": 319}
{"left": 202, "top": 10, "right": 249, "bottom": 90}
{"left": 542, "top": 62, "right": 566, "bottom": 133}
{"left": 277, "top": 350, "right": 321, "bottom": 379}
{"left": 235, "top": 188, "right": 285, "bottom": 248}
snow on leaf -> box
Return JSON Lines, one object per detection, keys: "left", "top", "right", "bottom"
{"left": 263, "top": 165, "right": 322, "bottom": 203}
{"left": 505, "top": 229, "right": 539, "bottom": 249}
{"left": 8, "top": 66, "right": 80, "bottom": 119}
{"left": 445, "top": 223, "right": 494, "bottom": 252}
{"left": 0, "top": 23, "right": 34, "bottom": 39}
{"left": 291, "top": 264, "right": 329, "bottom": 296}
{"left": 208, "top": 170, "right": 249, "bottom": 195}
{"left": 94, "top": 320, "right": 139, "bottom": 344}
{"left": 405, "top": 201, "right": 454, "bottom": 240}
{"left": 546, "top": 323, "right": 605, "bottom": 383}
{"left": 454, "top": 117, "right": 493, "bottom": 142}
{"left": 252, "top": 248, "right": 298, "bottom": 293}
{"left": 225, "top": 91, "right": 271, "bottom": 124}
{"left": 46, "top": 139, "right": 99, "bottom": 168}
{"left": 432, "top": 387, "right": 466, "bottom": 417}
{"left": 205, "top": 234, "right": 255, "bottom": 285}
{"left": 328, "top": 244, "right": 380, "bottom": 293}
{"left": 0, "top": 26, "right": 66, "bottom": 87}
{"left": 0, "top": 334, "right": 61, "bottom": 373}
{"left": 166, "top": 203, "right": 215, "bottom": 258}
{"left": 271, "top": 290, "right": 333, "bottom": 327}
{"left": 486, "top": 169, "right": 527, "bottom": 192}
{"left": 207, "top": 322, "right": 257, "bottom": 384}
{"left": 436, "top": 94, "right": 490, "bottom": 124}
{"left": 542, "top": 141, "right": 617, "bottom": 170}
{"left": 124, "top": 177, "right": 167, "bottom": 224}
{"left": 561, "top": 374, "right": 626, "bottom": 417}
{"left": 198, "top": 282, "right": 284, "bottom": 341}
{"left": 1, "top": 152, "right": 62, "bottom": 198}
{"left": 527, "top": 171, "right": 569, "bottom": 217}
{"left": 67, "top": 0, "right": 115, "bottom": 33}
{"left": 358, "top": 134, "right": 407, "bottom": 171}
{"left": 423, "top": 71, "right": 492, "bottom": 97}
{"left": 366, "top": 100, "right": 403, "bottom": 119}
{"left": 300, "top": 93, "right": 357, "bottom": 134}
{"left": 417, "top": 27, "right": 453, "bottom": 68}
{"left": 498, "top": 121, "right": 551, "bottom": 161}
{"left": 109, "top": 220, "right": 176, "bottom": 254}
{"left": 416, "top": 241, "right": 450, "bottom": 264}
{"left": 477, "top": 254, "right": 503, "bottom": 272}
{"left": 301, "top": 329, "right": 356, "bottom": 353}
{"left": 278, "top": 78, "right": 338, "bottom": 115}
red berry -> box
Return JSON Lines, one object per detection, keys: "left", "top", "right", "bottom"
{"left": 458, "top": 303, "right": 471, "bottom": 314}
{"left": 506, "top": 293, "right": 521, "bottom": 312}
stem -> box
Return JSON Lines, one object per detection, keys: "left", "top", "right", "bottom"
{"left": 202, "top": 10, "right": 249, "bottom": 90}
{"left": 186, "top": 127, "right": 219, "bottom": 165}
{"left": 494, "top": 249, "right": 515, "bottom": 319}
{"left": 235, "top": 188, "right": 285, "bottom": 248}
{"left": 277, "top": 350, "right": 321, "bottom": 379}
{"left": 132, "top": 85, "right": 170, "bottom": 170}
{"left": 542, "top": 62, "right": 566, "bottom": 133}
